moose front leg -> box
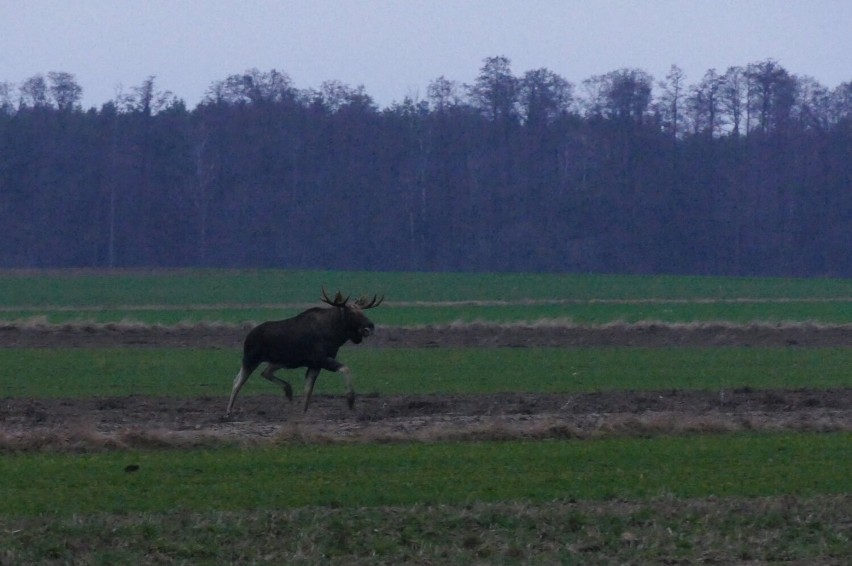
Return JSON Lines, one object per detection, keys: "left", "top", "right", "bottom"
{"left": 261, "top": 364, "right": 293, "bottom": 401}
{"left": 319, "top": 358, "right": 356, "bottom": 410}
{"left": 340, "top": 366, "right": 355, "bottom": 409}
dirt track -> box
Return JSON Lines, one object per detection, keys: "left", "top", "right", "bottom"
{"left": 1, "top": 323, "right": 850, "bottom": 451}
{"left": 0, "top": 389, "right": 852, "bottom": 450}
{"left": 2, "top": 388, "right": 850, "bottom": 452}
{"left": 1, "top": 320, "right": 851, "bottom": 348}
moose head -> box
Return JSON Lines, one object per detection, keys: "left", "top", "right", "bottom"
{"left": 321, "top": 287, "right": 384, "bottom": 344}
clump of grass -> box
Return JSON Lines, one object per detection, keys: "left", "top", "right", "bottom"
{"left": 0, "top": 425, "right": 250, "bottom": 454}
{"left": 599, "top": 412, "right": 741, "bottom": 437}
{"left": 0, "top": 423, "right": 128, "bottom": 453}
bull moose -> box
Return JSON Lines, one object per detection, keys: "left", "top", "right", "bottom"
{"left": 225, "top": 288, "right": 383, "bottom": 417}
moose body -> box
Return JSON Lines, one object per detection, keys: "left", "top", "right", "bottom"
{"left": 225, "top": 290, "right": 382, "bottom": 417}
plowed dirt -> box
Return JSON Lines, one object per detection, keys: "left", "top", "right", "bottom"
{"left": 1, "top": 320, "right": 851, "bottom": 348}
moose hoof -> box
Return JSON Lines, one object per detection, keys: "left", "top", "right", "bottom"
{"left": 283, "top": 383, "right": 293, "bottom": 402}
{"left": 346, "top": 392, "right": 356, "bottom": 410}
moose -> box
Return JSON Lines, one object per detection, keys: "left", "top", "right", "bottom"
{"left": 225, "top": 288, "right": 383, "bottom": 417}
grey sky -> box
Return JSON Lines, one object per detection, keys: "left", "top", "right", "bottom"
{"left": 2, "top": 0, "right": 850, "bottom": 110}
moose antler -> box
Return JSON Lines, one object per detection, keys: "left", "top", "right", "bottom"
{"left": 321, "top": 287, "right": 350, "bottom": 307}
{"left": 354, "top": 294, "right": 384, "bottom": 309}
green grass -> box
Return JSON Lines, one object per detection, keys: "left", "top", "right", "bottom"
{"left": 377, "top": 300, "right": 852, "bottom": 325}
{"left": 2, "top": 270, "right": 850, "bottom": 563}
{"left": 2, "top": 496, "right": 849, "bottom": 565}
{"left": 1, "top": 434, "right": 848, "bottom": 517}
{"left": 1, "top": 270, "right": 850, "bottom": 324}
{"left": 5, "top": 298, "right": 852, "bottom": 324}
{"left": 1, "top": 347, "right": 850, "bottom": 398}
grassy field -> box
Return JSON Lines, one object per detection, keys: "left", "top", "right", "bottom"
{"left": 1, "top": 435, "right": 849, "bottom": 563}
{"left": 1, "top": 270, "right": 850, "bottom": 563}
{"left": 1, "top": 269, "right": 851, "bottom": 324}
{"left": 6, "top": 298, "right": 852, "bottom": 324}
{"left": 1, "top": 496, "right": 849, "bottom": 564}
{"left": 2, "top": 269, "right": 851, "bottom": 304}
{"left": 3, "top": 434, "right": 849, "bottom": 516}
{"left": 1, "top": 346, "right": 850, "bottom": 398}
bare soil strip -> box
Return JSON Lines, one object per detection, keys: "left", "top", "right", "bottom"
{"left": 2, "top": 389, "right": 849, "bottom": 452}
{"left": 1, "top": 321, "right": 851, "bottom": 348}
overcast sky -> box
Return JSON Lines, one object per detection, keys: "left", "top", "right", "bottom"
{"left": 2, "top": 0, "right": 850, "bottom": 110}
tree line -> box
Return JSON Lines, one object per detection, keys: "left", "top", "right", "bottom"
{"left": 1, "top": 58, "right": 850, "bottom": 276}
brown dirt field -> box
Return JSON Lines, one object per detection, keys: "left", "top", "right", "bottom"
{"left": 1, "top": 323, "right": 849, "bottom": 451}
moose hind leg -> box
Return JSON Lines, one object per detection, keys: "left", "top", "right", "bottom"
{"left": 261, "top": 364, "right": 293, "bottom": 401}
{"left": 226, "top": 365, "right": 253, "bottom": 417}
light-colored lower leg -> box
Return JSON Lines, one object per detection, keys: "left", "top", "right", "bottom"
{"left": 303, "top": 368, "right": 320, "bottom": 412}
{"left": 226, "top": 367, "right": 250, "bottom": 416}
{"left": 340, "top": 366, "right": 355, "bottom": 409}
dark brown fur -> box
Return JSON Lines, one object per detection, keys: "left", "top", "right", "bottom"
{"left": 225, "top": 290, "right": 382, "bottom": 416}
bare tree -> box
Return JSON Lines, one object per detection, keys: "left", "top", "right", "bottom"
{"left": 830, "top": 81, "right": 852, "bottom": 123}
{"left": 720, "top": 66, "right": 747, "bottom": 136}
{"left": 583, "top": 68, "right": 653, "bottom": 124}
{"left": 687, "top": 69, "right": 725, "bottom": 136}
{"left": 518, "top": 68, "right": 573, "bottom": 126}
{"left": 657, "top": 65, "right": 687, "bottom": 139}
{"left": 793, "top": 75, "right": 831, "bottom": 130}
{"left": 311, "top": 80, "right": 376, "bottom": 113}
{"left": 468, "top": 56, "right": 518, "bottom": 122}
{"left": 47, "top": 72, "right": 82, "bottom": 111}
{"left": 745, "top": 59, "right": 795, "bottom": 133}
{"left": 123, "top": 76, "right": 179, "bottom": 116}
{"left": 427, "top": 76, "right": 463, "bottom": 112}
{"left": 0, "top": 81, "right": 14, "bottom": 115}
{"left": 205, "top": 68, "right": 296, "bottom": 106}
{"left": 19, "top": 74, "right": 49, "bottom": 108}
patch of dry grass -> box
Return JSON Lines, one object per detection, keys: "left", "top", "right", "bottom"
{"left": 4, "top": 409, "right": 849, "bottom": 453}
{"left": 0, "top": 423, "right": 246, "bottom": 453}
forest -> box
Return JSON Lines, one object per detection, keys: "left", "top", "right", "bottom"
{"left": 1, "top": 57, "right": 850, "bottom": 276}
